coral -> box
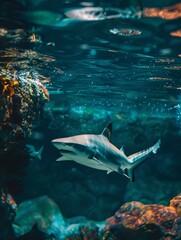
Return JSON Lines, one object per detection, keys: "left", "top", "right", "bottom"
{"left": 104, "top": 193, "right": 181, "bottom": 240}
{"left": 0, "top": 68, "right": 49, "bottom": 151}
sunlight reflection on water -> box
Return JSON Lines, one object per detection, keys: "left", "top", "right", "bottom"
{"left": 65, "top": 7, "right": 141, "bottom": 20}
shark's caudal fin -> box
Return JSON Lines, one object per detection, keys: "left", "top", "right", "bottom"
{"left": 124, "top": 139, "right": 161, "bottom": 182}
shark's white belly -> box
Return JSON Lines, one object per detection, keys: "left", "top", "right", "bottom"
{"left": 57, "top": 135, "right": 123, "bottom": 173}
{"left": 57, "top": 153, "right": 111, "bottom": 172}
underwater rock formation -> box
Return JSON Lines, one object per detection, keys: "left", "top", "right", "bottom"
{"left": 13, "top": 195, "right": 65, "bottom": 239}
{"left": 0, "top": 67, "right": 49, "bottom": 200}
{"left": 65, "top": 225, "right": 100, "bottom": 240}
{"left": 12, "top": 193, "right": 181, "bottom": 240}
{"left": 0, "top": 68, "right": 49, "bottom": 151}
{"left": 13, "top": 195, "right": 105, "bottom": 240}
{"left": 104, "top": 192, "right": 181, "bottom": 240}
{"left": 0, "top": 191, "right": 17, "bottom": 240}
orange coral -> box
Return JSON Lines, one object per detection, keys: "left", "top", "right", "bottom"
{"left": 143, "top": 3, "right": 181, "bottom": 20}
{"left": 105, "top": 193, "right": 181, "bottom": 240}
{"left": 0, "top": 76, "right": 19, "bottom": 98}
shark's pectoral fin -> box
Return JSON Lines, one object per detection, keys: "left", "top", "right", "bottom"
{"left": 92, "top": 157, "right": 101, "bottom": 163}
{"left": 107, "top": 169, "right": 113, "bottom": 174}
{"left": 56, "top": 156, "right": 70, "bottom": 161}
{"left": 88, "top": 151, "right": 96, "bottom": 160}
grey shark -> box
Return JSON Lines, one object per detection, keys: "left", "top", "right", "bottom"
{"left": 52, "top": 122, "right": 160, "bottom": 181}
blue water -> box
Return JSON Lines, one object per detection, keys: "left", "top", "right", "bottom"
{"left": 0, "top": 0, "right": 181, "bottom": 238}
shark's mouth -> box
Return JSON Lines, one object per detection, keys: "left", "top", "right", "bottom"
{"left": 59, "top": 149, "right": 77, "bottom": 155}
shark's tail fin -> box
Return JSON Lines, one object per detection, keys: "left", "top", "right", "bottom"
{"left": 124, "top": 139, "right": 161, "bottom": 182}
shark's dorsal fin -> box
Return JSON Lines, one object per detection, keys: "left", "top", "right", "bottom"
{"left": 101, "top": 122, "right": 112, "bottom": 141}
{"left": 120, "top": 145, "right": 124, "bottom": 152}
{"left": 119, "top": 145, "right": 127, "bottom": 157}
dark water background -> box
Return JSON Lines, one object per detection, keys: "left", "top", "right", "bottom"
{"left": 1, "top": 0, "right": 181, "bottom": 222}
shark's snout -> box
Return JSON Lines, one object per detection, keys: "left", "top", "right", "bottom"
{"left": 51, "top": 139, "right": 64, "bottom": 150}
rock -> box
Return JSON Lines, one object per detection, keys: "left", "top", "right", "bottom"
{"left": 0, "top": 191, "right": 17, "bottom": 240}
{"left": 65, "top": 224, "right": 100, "bottom": 240}
{"left": 0, "top": 68, "right": 49, "bottom": 151}
{"left": 12, "top": 195, "right": 105, "bottom": 239}
{"left": 13, "top": 195, "right": 65, "bottom": 239}
{"left": 10, "top": 193, "right": 181, "bottom": 240}
{"left": 104, "top": 193, "right": 181, "bottom": 240}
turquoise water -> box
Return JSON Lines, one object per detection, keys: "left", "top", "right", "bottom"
{"left": 0, "top": 0, "right": 181, "bottom": 239}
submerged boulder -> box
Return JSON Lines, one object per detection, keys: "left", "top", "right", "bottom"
{"left": 103, "top": 193, "right": 181, "bottom": 240}
{"left": 13, "top": 195, "right": 65, "bottom": 239}
{"left": 0, "top": 191, "right": 17, "bottom": 240}
{"left": 13, "top": 195, "right": 105, "bottom": 240}
{"left": 10, "top": 193, "right": 181, "bottom": 239}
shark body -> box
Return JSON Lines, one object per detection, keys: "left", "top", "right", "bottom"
{"left": 52, "top": 122, "right": 160, "bottom": 181}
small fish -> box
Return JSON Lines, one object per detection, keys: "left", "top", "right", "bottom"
{"left": 26, "top": 145, "right": 44, "bottom": 160}
{"left": 52, "top": 122, "right": 160, "bottom": 182}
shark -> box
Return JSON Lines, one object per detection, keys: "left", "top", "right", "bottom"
{"left": 26, "top": 145, "right": 44, "bottom": 160}
{"left": 51, "top": 122, "right": 161, "bottom": 182}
